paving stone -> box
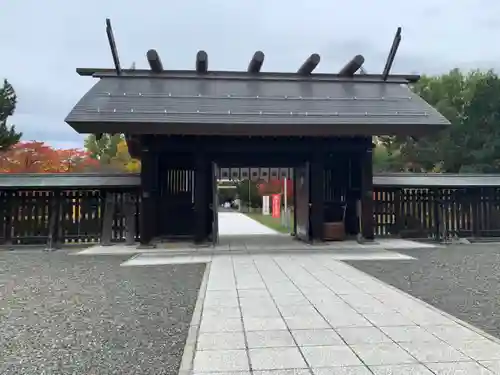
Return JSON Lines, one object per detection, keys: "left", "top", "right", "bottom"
{"left": 253, "top": 370, "right": 311, "bottom": 375}
{"left": 424, "top": 324, "right": 487, "bottom": 343}
{"left": 425, "top": 361, "right": 495, "bottom": 374}
{"left": 453, "top": 339, "right": 500, "bottom": 360}
{"left": 193, "top": 349, "right": 250, "bottom": 372}
{"left": 203, "top": 306, "right": 242, "bottom": 319}
{"left": 301, "top": 345, "right": 363, "bottom": 367}
{"left": 363, "top": 312, "right": 416, "bottom": 327}
{"left": 399, "top": 341, "right": 469, "bottom": 362}
{"left": 345, "top": 245, "right": 500, "bottom": 341}
{"left": 323, "top": 313, "right": 372, "bottom": 328}
{"left": 200, "top": 317, "right": 243, "bottom": 332}
{"left": 291, "top": 329, "right": 344, "bottom": 346}
{"left": 278, "top": 304, "right": 319, "bottom": 317}
{"left": 193, "top": 372, "right": 251, "bottom": 375}
{"left": 284, "top": 314, "right": 330, "bottom": 330}
{"left": 369, "top": 364, "right": 435, "bottom": 374}
{"left": 249, "top": 347, "right": 307, "bottom": 370}
{"left": 350, "top": 343, "right": 417, "bottom": 365}
{"left": 480, "top": 360, "right": 500, "bottom": 373}
{"left": 243, "top": 317, "right": 287, "bottom": 331}
{"left": 197, "top": 332, "right": 246, "bottom": 350}
{"left": 312, "top": 366, "right": 378, "bottom": 374}
{"left": 379, "top": 325, "right": 442, "bottom": 343}
{"left": 246, "top": 330, "right": 296, "bottom": 348}
{"left": 336, "top": 326, "right": 393, "bottom": 344}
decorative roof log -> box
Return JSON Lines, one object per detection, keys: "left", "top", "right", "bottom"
{"left": 147, "top": 49, "right": 164, "bottom": 72}
{"left": 196, "top": 50, "right": 208, "bottom": 73}
{"left": 382, "top": 27, "right": 402, "bottom": 81}
{"left": 105, "top": 19, "right": 122, "bottom": 75}
{"left": 248, "top": 51, "right": 265, "bottom": 73}
{"left": 338, "top": 55, "right": 365, "bottom": 77}
{"left": 297, "top": 53, "right": 321, "bottom": 75}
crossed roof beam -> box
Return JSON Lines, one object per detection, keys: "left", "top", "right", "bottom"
{"left": 79, "top": 19, "right": 408, "bottom": 82}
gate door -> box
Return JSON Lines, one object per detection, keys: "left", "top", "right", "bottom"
{"left": 295, "top": 162, "right": 311, "bottom": 242}
{"left": 159, "top": 168, "right": 195, "bottom": 237}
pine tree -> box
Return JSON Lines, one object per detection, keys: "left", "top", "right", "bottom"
{"left": 0, "top": 79, "right": 22, "bottom": 151}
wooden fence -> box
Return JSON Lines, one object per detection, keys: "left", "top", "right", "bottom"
{"left": 0, "top": 173, "right": 500, "bottom": 247}
{"left": 0, "top": 174, "right": 140, "bottom": 247}
{"left": 373, "top": 174, "right": 500, "bottom": 240}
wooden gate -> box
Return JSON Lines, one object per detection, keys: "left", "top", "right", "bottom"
{"left": 158, "top": 169, "right": 195, "bottom": 237}
{"left": 294, "top": 162, "right": 311, "bottom": 242}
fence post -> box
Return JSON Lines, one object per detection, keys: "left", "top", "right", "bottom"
{"left": 3, "top": 191, "right": 13, "bottom": 246}
{"left": 46, "top": 190, "right": 62, "bottom": 251}
{"left": 432, "top": 187, "right": 441, "bottom": 242}
{"left": 123, "top": 192, "right": 136, "bottom": 246}
{"left": 393, "top": 188, "right": 402, "bottom": 236}
{"left": 471, "top": 187, "right": 481, "bottom": 238}
{"left": 101, "top": 192, "right": 115, "bottom": 246}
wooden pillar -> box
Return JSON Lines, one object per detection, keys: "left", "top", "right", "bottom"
{"left": 194, "top": 150, "right": 208, "bottom": 244}
{"left": 46, "top": 190, "right": 62, "bottom": 251}
{"left": 101, "top": 192, "right": 115, "bottom": 246}
{"left": 310, "top": 151, "right": 325, "bottom": 242}
{"left": 139, "top": 139, "right": 158, "bottom": 247}
{"left": 292, "top": 173, "right": 298, "bottom": 236}
{"left": 123, "top": 192, "right": 137, "bottom": 246}
{"left": 360, "top": 145, "right": 374, "bottom": 240}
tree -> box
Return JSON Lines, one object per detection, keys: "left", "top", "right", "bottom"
{"left": 0, "top": 141, "right": 98, "bottom": 173}
{"left": 0, "top": 79, "right": 22, "bottom": 151}
{"left": 376, "top": 69, "right": 500, "bottom": 173}
{"left": 236, "top": 179, "right": 261, "bottom": 208}
{"left": 84, "top": 133, "right": 121, "bottom": 163}
{"left": 84, "top": 134, "right": 141, "bottom": 172}
{"left": 109, "top": 138, "right": 141, "bottom": 172}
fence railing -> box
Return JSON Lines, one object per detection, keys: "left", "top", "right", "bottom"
{"left": 1, "top": 173, "right": 500, "bottom": 246}
{"left": 373, "top": 186, "right": 500, "bottom": 240}
{"left": 0, "top": 188, "right": 140, "bottom": 247}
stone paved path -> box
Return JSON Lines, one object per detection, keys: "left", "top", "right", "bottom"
{"left": 191, "top": 253, "right": 500, "bottom": 374}
{"left": 219, "top": 212, "right": 281, "bottom": 236}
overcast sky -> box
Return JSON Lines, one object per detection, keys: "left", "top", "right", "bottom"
{"left": 2, "top": 0, "right": 499, "bottom": 149}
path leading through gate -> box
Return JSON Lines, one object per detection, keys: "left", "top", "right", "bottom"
{"left": 218, "top": 212, "right": 280, "bottom": 236}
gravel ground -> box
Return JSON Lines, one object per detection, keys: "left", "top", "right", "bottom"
{"left": 345, "top": 244, "right": 500, "bottom": 339}
{"left": 0, "top": 250, "right": 206, "bottom": 375}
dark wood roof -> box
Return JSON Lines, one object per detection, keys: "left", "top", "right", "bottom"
{"left": 66, "top": 70, "right": 450, "bottom": 137}
{"left": 1, "top": 173, "right": 500, "bottom": 189}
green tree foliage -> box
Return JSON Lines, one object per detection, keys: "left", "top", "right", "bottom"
{"left": 375, "top": 69, "right": 500, "bottom": 173}
{"left": 0, "top": 79, "right": 22, "bottom": 151}
{"left": 84, "top": 133, "right": 122, "bottom": 164}
{"left": 236, "top": 179, "right": 261, "bottom": 208}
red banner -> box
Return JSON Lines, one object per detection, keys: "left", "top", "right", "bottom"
{"left": 272, "top": 194, "right": 281, "bottom": 218}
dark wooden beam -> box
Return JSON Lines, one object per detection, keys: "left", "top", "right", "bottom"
{"left": 360, "top": 144, "right": 374, "bottom": 240}
{"left": 74, "top": 67, "right": 420, "bottom": 82}
{"left": 248, "top": 51, "right": 265, "bottom": 73}
{"left": 297, "top": 53, "right": 321, "bottom": 75}
{"left": 310, "top": 151, "right": 325, "bottom": 242}
{"left": 105, "top": 18, "right": 122, "bottom": 76}
{"left": 139, "top": 138, "right": 158, "bottom": 247}
{"left": 194, "top": 149, "right": 209, "bottom": 243}
{"left": 338, "top": 55, "right": 365, "bottom": 77}
{"left": 382, "top": 27, "right": 402, "bottom": 81}
{"left": 196, "top": 50, "right": 208, "bottom": 73}
{"left": 147, "top": 49, "right": 164, "bottom": 73}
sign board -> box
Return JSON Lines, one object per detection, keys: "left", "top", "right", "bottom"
{"left": 272, "top": 194, "right": 281, "bottom": 218}
{"left": 262, "top": 195, "right": 270, "bottom": 215}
